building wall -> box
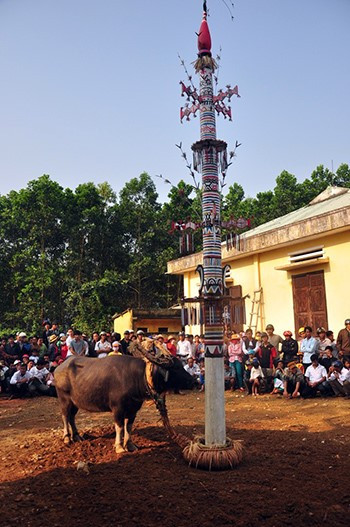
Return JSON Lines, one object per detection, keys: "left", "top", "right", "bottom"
{"left": 134, "top": 318, "right": 181, "bottom": 335}
{"left": 183, "top": 229, "right": 350, "bottom": 337}
{"left": 113, "top": 310, "right": 133, "bottom": 335}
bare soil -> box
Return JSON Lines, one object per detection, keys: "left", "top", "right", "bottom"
{"left": 0, "top": 392, "right": 349, "bottom": 527}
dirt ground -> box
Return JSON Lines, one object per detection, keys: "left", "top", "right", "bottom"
{"left": 0, "top": 391, "right": 349, "bottom": 527}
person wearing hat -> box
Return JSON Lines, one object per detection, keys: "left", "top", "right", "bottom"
{"left": 136, "top": 330, "right": 145, "bottom": 343}
{"left": 166, "top": 335, "right": 177, "bottom": 357}
{"left": 120, "top": 330, "right": 131, "bottom": 355}
{"left": 155, "top": 334, "right": 168, "bottom": 353}
{"left": 108, "top": 341, "right": 122, "bottom": 356}
{"left": 265, "top": 324, "right": 283, "bottom": 356}
{"left": 95, "top": 331, "right": 112, "bottom": 359}
{"left": 336, "top": 319, "right": 350, "bottom": 360}
{"left": 316, "top": 327, "right": 332, "bottom": 359}
{"left": 327, "top": 360, "right": 350, "bottom": 396}
{"left": 283, "top": 361, "right": 305, "bottom": 398}
{"left": 228, "top": 333, "right": 245, "bottom": 392}
{"left": 281, "top": 331, "right": 298, "bottom": 366}
{"left": 48, "top": 334, "right": 59, "bottom": 361}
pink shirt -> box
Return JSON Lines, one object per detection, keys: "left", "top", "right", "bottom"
{"left": 228, "top": 340, "right": 243, "bottom": 363}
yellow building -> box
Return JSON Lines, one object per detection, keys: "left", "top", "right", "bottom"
{"left": 112, "top": 308, "right": 182, "bottom": 336}
{"left": 167, "top": 186, "right": 350, "bottom": 337}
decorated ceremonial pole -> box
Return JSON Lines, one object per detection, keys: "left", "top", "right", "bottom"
{"left": 193, "top": 5, "right": 226, "bottom": 446}
{"left": 172, "top": 2, "right": 243, "bottom": 468}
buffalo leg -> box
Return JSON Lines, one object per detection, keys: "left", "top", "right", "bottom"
{"left": 123, "top": 416, "right": 138, "bottom": 452}
{"left": 69, "top": 404, "right": 82, "bottom": 442}
{"left": 114, "top": 413, "right": 125, "bottom": 454}
{"left": 59, "top": 395, "right": 73, "bottom": 444}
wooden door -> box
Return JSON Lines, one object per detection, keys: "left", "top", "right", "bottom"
{"left": 223, "top": 285, "right": 246, "bottom": 333}
{"left": 292, "top": 271, "right": 328, "bottom": 333}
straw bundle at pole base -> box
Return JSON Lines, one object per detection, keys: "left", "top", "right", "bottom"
{"left": 182, "top": 436, "right": 243, "bottom": 471}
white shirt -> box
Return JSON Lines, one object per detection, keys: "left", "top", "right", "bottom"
{"left": 184, "top": 363, "right": 201, "bottom": 378}
{"left": 176, "top": 339, "right": 192, "bottom": 359}
{"left": 29, "top": 355, "right": 40, "bottom": 364}
{"left": 95, "top": 340, "right": 112, "bottom": 358}
{"left": 250, "top": 366, "right": 264, "bottom": 380}
{"left": 29, "top": 366, "right": 49, "bottom": 383}
{"left": 329, "top": 368, "right": 350, "bottom": 385}
{"left": 305, "top": 364, "right": 327, "bottom": 383}
{"left": 10, "top": 370, "right": 31, "bottom": 384}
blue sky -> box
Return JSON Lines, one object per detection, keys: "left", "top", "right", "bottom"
{"left": 0, "top": 0, "right": 349, "bottom": 202}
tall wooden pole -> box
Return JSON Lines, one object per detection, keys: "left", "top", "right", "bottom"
{"left": 192, "top": 5, "right": 226, "bottom": 446}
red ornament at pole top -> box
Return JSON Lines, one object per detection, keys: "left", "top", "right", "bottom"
{"left": 197, "top": 10, "right": 212, "bottom": 55}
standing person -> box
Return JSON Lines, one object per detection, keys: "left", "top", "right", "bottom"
{"left": 108, "top": 341, "right": 122, "bottom": 356}
{"left": 95, "top": 332, "right": 112, "bottom": 359}
{"left": 58, "top": 335, "right": 69, "bottom": 360}
{"left": 265, "top": 324, "right": 283, "bottom": 357}
{"left": 227, "top": 334, "right": 245, "bottom": 391}
{"left": 281, "top": 331, "right": 298, "bottom": 366}
{"left": 120, "top": 330, "right": 131, "bottom": 355}
{"left": 336, "top": 319, "right": 350, "bottom": 360}
{"left": 166, "top": 335, "right": 177, "bottom": 357}
{"left": 326, "top": 330, "right": 338, "bottom": 357}
{"left": 88, "top": 332, "right": 99, "bottom": 357}
{"left": 193, "top": 335, "right": 205, "bottom": 361}
{"left": 4, "top": 335, "right": 20, "bottom": 364}
{"left": 37, "top": 337, "right": 48, "bottom": 358}
{"left": 42, "top": 321, "right": 52, "bottom": 348}
{"left": 66, "top": 328, "right": 75, "bottom": 350}
{"left": 176, "top": 331, "right": 192, "bottom": 366}
{"left": 242, "top": 328, "right": 259, "bottom": 359}
{"left": 316, "top": 327, "right": 332, "bottom": 359}
{"left": 300, "top": 326, "right": 318, "bottom": 371}
{"left": 48, "top": 335, "right": 59, "bottom": 361}
{"left": 67, "top": 330, "right": 88, "bottom": 358}
{"left": 255, "top": 332, "right": 277, "bottom": 392}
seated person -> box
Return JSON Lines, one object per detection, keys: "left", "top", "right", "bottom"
{"left": 184, "top": 357, "right": 201, "bottom": 387}
{"left": 271, "top": 359, "right": 285, "bottom": 394}
{"left": 224, "top": 361, "right": 235, "bottom": 391}
{"left": 9, "top": 363, "right": 31, "bottom": 398}
{"left": 28, "top": 358, "right": 51, "bottom": 396}
{"left": 328, "top": 360, "right": 350, "bottom": 396}
{"left": 320, "top": 346, "right": 335, "bottom": 372}
{"left": 303, "top": 354, "right": 330, "bottom": 398}
{"left": 249, "top": 358, "right": 264, "bottom": 396}
{"left": 283, "top": 361, "right": 305, "bottom": 398}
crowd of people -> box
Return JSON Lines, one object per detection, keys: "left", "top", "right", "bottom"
{"left": 1, "top": 319, "right": 350, "bottom": 400}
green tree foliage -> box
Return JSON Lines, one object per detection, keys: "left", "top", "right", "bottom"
{"left": 0, "top": 163, "right": 348, "bottom": 333}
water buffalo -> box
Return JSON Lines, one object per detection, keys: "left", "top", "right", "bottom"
{"left": 55, "top": 355, "right": 193, "bottom": 453}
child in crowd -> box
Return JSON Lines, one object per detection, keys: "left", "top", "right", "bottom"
{"left": 271, "top": 359, "right": 285, "bottom": 394}
{"left": 249, "top": 358, "right": 264, "bottom": 396}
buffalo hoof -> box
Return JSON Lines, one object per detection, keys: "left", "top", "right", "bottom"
{"left": 73, "top": 434, "right": 83, "bottom": 443}
{"left": 125, "top": 441, "right": 138, "bottom": 452}
{"left": 115, "top": 445, "right": 126, "bottom": 454}
{"left": 63, "top": 435, "right": 72, "bottom": 445}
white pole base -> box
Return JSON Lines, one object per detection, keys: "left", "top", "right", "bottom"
{"left": 204, "top": 357, "right": 226, "bottom": 446}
